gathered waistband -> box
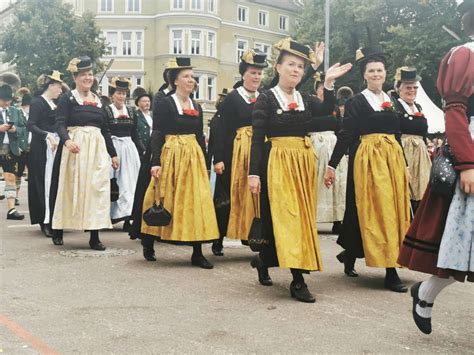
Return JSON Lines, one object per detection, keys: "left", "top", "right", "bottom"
{"left": 269, "top": 136, "right": 313, "bottom": 149}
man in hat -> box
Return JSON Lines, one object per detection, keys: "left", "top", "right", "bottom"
{"left": 0, "top": 82, "right": 27, "bottom": 219}
{"left": 132, "top": 87, "right": 153, "bottom": 156}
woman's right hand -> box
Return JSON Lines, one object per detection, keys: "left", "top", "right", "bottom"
{"left": 65, "top": 139, "right": 80, "bottom": 154}
{"left": 214, "top": 162, "right": 225, "bottom": 175}
{"left": 248, "top": 176, "right": 261, "bottom": 194}
{"left": 460, "top": 168, "right": 474, "bottom": 195}
{"left": 323, "top": 167, "right": 336, "bottom": 188}
{"left": 150, "top": 165, "right": 161, "bottom": 180}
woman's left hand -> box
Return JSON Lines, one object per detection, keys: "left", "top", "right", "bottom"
{"left": 325, "top": 63, "right": 353, "bottom": 87}
{"left": 460, "top": 168, "right": 474, "bottom": 195}
{"left": 111, "top": 156, "right": 120, "bottom": 170}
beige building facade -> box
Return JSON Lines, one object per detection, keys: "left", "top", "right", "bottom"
{"left": 69, "top": 0, "right": 300, "bottom": 118}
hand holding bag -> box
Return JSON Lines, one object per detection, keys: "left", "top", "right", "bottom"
{"left": 248, "top": 193, "right": 269, "bottom": 252}
{"left": 429, "top": 143, "right": 457, "bottom": 198}
{"left": 143, "top": 166, "right": 172, "bottom": 226}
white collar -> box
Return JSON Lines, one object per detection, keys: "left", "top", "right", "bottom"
{"left": 171, "top": 93, "right": 195, "bottom": 115}
{"left": 270, "top": 85, "right": 305, "bottom": 112}
{"left": 398, "top": 98, "right": 419, "bottom": 115}
{"left": 362, "top": 89, "right": 391, "bottom": 111}
{"left": 41, "top": 95, "right": 57, "bottom": 110}
{"left": 71, "top": 89, "right": 102, "bottom": 108}
{"left": 110, "top": 103, "right": 128, "bottom": 117}
{"left": 237, "top": 86, "right": 259, "bottom": 104}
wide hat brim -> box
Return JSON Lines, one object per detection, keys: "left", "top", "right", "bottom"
{"left": 399, "top": 74, "right": 422, "bottom": 82}
{"left": 274, "top": 38, "right": 316, "bottom": 64}
{"left": 355, "top": 46, "right": 390, "bottom": 64}
{"left": 135, "top": 93, "right": 152, "bottom": 106}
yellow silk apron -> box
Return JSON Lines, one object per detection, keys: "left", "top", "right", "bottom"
{"left": 354, "top": 133, "right": 411, "bottom": 267}
{"left": 401, "top": 134, "right": 431, "bottom": 201}
{"left": 267, "top": 136, "right": 322, "bottom": 272}
{"left": 52, "top": 126, "right": 112, "bottom": 230}
{"left": 141, "top": 134, "right": 219, "bottom": 242}
{"left": 227, "top": 126, "right": 253, "bottom": 240}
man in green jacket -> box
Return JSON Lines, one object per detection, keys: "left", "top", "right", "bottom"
{"left": 0, "top": 83, "right": 27, "bottom": 220}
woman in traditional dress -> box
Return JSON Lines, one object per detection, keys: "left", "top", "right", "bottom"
{"left": 211, "top": 49, "right": 269, "bottom": 256}
{"left": 309, "top": 73, "right": 351, "bottom": 235}
{"left": 248, "top": 38, "right": 351, "bottom": 302}
{"left": 324, "top": 46, "right": 411, "bottom": 292}
{"left": 392, "top": 67, "right": 431, "bottom": 213}
{"left": 398, "top": 1, "right": 474, "bottom": 334}
{"left": 50, "top": 56, "right": 119, "bottom": 249}
{"left": 27, "top": 71, "right": 64, "bottom": 237}
{"left": 140, "top": 57, "right": 219, "bottom": 269}
{"left": 104, "top": 77, "right": 143, "bottom": 231}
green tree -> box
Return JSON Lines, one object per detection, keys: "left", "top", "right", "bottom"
{"left": 295, "top": 0, "right": 461, "bottom": 104}
{"left": 0, "top": 0, "right": 108, "bottom": 89}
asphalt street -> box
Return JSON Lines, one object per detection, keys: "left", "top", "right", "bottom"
{"left": 1, "top": 181, "right": 473, "bottom": 354}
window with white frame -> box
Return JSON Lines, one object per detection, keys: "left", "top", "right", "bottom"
{"left": 207, "top": 77, "right": 215, "bottom": 101}
{"left": 136, "top": 32, "right": 143, "bottom": 56}
{"left": 171, "top": 29, "right": 184, "bottom": 54}
{"left": 126, "top": 0, "right": 140, "bottom": 12}
{"left": 191, "top": 0, "right": 202, "bottom": 10}
{"left": 122, "top": 32, "right": 132, "bottom": 56}
{"left": 171, "top": 0, "right": 184, "bottom": 9}
{"left": 106, "top": 31, "right": 118, "bottom": 55}
{"left": 190, "top": 30, "right": 201, "bottom": 55}
{"left": 208, "top": 0, "right": 216, "bottom": 13}
{"left": 100, "top": 0, "right": 113, "bottom": 12}
{"left": 254, "top": 42, "right": 271, "bottom": 57}
{"left": 258, "top": 10, "right": 268, "bottom": 27}
{"left": 207, "top": 31, "right": 216, "bottom": 57}
{"left": 236, "top": 39, "right": 248, "bottom": 63}
{"left": 194, "top": 75, "right": 202, "bottom": 100}
{"left": 237, "top": 6, "right": 248, "bottom": 23}
{"left": 104, "top": 30, "right": 143, "bottom": 57}
{"left": 279, "top": 15, "right": 288, "bottom": 31}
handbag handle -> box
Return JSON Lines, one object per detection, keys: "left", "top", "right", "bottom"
{"left": 251, "top": 193, "right": 260, "bottom": 218}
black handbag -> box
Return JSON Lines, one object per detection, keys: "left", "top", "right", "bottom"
{"left": 429, "top": 144, "right": 457, "bottom": 198}
{"left": 248, "top": 193, "right": 269, "bottom": 252}
{"left": 110, "top": 178, "right": 119, "bottom": 202}
{"left": 143, "top": 198, "right": 172, "bottom": 226}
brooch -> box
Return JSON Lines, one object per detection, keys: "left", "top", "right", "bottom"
{"left": 276, "top": 109, "right": 283, "bottom": 115}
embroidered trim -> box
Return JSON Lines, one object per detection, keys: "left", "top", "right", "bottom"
{"left": 362, "top": 89, "right": 391, "bottom": 112}
{"left": 171, "top": 93, "right": 195, "bottom": 115}
{"left": 270, "top": 86, "right": 305, "bottom": 112}
{"left": 70, "top": 89, "right": 102, "bottom": 108}
{"left": 237, "top": 86, "right": 260, "bottom": 104}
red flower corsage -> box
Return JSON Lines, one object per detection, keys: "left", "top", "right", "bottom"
{"left": 249, "top": 97, "right": 257, "bottom": 103}
{"left": 414, "top": 112, "right": 424, "bottom": 117}
{"left": 381, "top": 101, "right": 394, "bottom": 112}
{"left": 288, "top": 102, "right": 299, "bottom": 111}
{"left": 332, "top": 110, "right": 337, "bottom": 118}
{"left": 83, "top": 101, "right": 97, "bottom": 107}
{"left": 183, "top": 108, "right": 199, "bottom": 117}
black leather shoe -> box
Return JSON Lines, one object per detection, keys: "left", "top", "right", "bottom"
{"left": 384, "top": 277, "right": 408, "bottom": 293}
{"left": 290, "top": 281, "right": 316, "bottom": 303}
{"left": 0, "top": 194, "right": 5, "bottom": 200}
{"left": 7, "top": 209, "right": 24, "bottom": 220}
{"left": 143, "top": 246, "right": 156, "bottom": 261}
{"left": 250, "top": 255, "right": 273, "bottom": 286}
{"left": 191, "top": 255, "right": 213, "bottom": 269}
{"left": 89, "top": 240, "right": 106, "bottom": 251}
{"left": 41, "top": 224, "right": 53, "bottom": 238}
{"left": 410, "top": 282, "right": 433, "bottom": 334}
{"left": 52, "top": 236, "right": 63, "bottom": 246}
{"left": 211, "top": 241, "right": 224, "bottom": 256}
{"left": 336, "top": 251, "right": 359, "bottom": 277}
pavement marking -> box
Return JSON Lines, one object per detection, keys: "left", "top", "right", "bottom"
{"left": 7, "top": 224, "right": 37, "bottom": 228}
{"left": 0, "top": 314, "right": 60, "bottom": 355}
